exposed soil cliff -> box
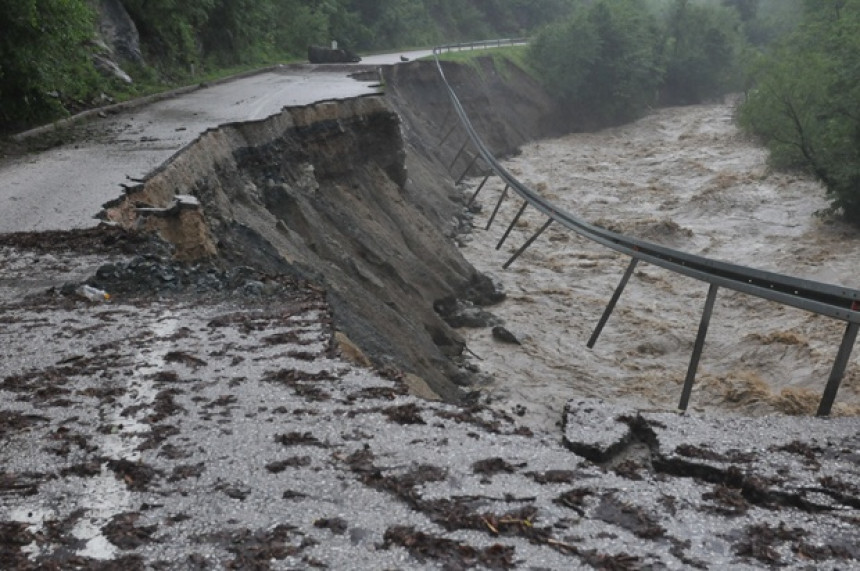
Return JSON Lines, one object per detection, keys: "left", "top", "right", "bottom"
{"left": 104, "top": 60, "right": 562, "bottom": 401}
{"left": 385, "top": 59, "right": 565, "bottom": 178}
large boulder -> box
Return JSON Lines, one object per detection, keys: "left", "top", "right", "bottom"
{"left": 96, "top": 0, "right": 143, "bottom": 65}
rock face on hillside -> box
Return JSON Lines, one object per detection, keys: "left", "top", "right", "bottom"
{"left": 91, "top": 0, "right": 143, "bottom": 84}
{"left": 103, "top": 59, "right": 563, "bottom": 402}
{"left": 96, "top": 0, "right": 143, "bottom": 64}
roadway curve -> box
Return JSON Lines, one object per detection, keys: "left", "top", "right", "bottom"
{"left": 0, "top": 52, "right": 427, "bottom": 234}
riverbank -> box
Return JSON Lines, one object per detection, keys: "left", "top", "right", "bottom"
{"left": 1, "top": 56, "right": 858, "bottom": 568}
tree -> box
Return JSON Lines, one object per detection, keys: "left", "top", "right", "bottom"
{"left": 201, "top": 0, "right": 275, "bottom": 65}
{"left": 740, "top": 0, "right": 860, "bottom": 222}
{"left": 0, "top": 0, "right": 102, "bottom": 129}
{"left": 660, "top": 0, "right": 744, "bottom": 104}
{"left": 529, "top": 0, "right": 663, "bottom": 128}
{"left": 722, "top": 0, "right": 757, "bottom": 22}
{"left": 120, "top": 0, "right": 216, "bottom": 73}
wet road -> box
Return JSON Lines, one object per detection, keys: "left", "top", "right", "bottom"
{"left": 0, "top": 51, "right": 428, "bottom": 234}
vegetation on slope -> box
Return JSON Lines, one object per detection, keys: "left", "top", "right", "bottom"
{"left": 739, "top": 0, "right": 860, "bottom": 223}
{"left": 0, "top": 0, "right": 106, "bottom": 129}
{"left": 527, "top": 0, "right": 749, "bottom": 128}
{"left": 0, "top": 0, "right": 575, "bottom": 132}
{"left": 525, "top": 0, "right": 859, "bottom": 224}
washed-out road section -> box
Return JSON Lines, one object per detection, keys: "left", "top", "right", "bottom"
{"left": 0, "top": 51, "right": 429, "bottom": 234}
{"left": 1, "top": 52, "right": 858, "bottom": 568}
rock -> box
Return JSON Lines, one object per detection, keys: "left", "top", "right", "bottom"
{"left": 242, "top": 280, "right": 264, "bottom": 296}
{"left": 403, "top": 373, "right": 441, "bottom": 401}
{"left": 91, "top": 53, "right": 133, "bottom": 84}
{"left": 308, "top": 45, "right": 361, "bottom": 64}
{"left": 562, "top": 399, "right": 636, "bottom": 462}
{"left": 97, "top": 0, "right": 143, "bottom": 65}
{"left": 335, "top": 331, "right": 373, "bottom": 368}
{"left": 463, "top": 273, "right": 506, "bottom": 306}
{"left": 434, "top": 296, "right": 501, "bottom": 328}
{"left": 491, "top": 326, "right": 520, "bottom": 344}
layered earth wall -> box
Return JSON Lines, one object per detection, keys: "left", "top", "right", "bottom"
{"left": 104, "top": 59, "right": 562, "bottom": 401}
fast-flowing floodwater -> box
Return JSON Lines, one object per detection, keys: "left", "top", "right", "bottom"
{"left": 458, "top": 98, "right": 860, "bottom": 430}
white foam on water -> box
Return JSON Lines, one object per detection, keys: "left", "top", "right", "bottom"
{"left": 459, "top": 99, "right": 860, "bottom": 430}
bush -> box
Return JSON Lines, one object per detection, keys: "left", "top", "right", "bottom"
{"left": 528, "top": 0, "right": 663, "bottom": 128}
{"left": 0, "top": 0, "right": 103, "bottom": 129}
{"left": 739, "top": 0, "right": 860, "bottom": 223}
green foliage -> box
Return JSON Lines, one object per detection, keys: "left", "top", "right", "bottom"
{"left": 0, "top": 0, "right": 103, "bottom": 129}
{"left": 433, "top": 46, "right": 535, "bottom": 83}
{"left": 739, "top": 0, "right": 805, "bottom": 46}
{"left": 201, "top": 0, "right": 276, "bottom": 65}
{"left": 121, "top": 0, "right": 216, "bottom": 74}
{"left": 529, "top": 0, "right": 663, "bottom": 127}
{"left": 270, "top": 2, "right": 330, "bottom": 57}
{"left": 1, "top": 0, "right": 577, "bottom": 131}
{"left": 660, "top": 0, "right": 744, "bottom": 104}
{"left": 739, "top": 0, "right": 860, "bottom": 222}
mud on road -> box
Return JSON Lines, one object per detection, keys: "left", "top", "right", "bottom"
{"left": 1, "top": 227, "right": 858, "bottom": 568}
{"left": 1, "top": 59, "right": 859, "bottom": 568}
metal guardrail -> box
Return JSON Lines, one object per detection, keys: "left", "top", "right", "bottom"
{"left": 431, "top": 41, "right": 860, "bottom": 416}
{"left": 433, "top": 38, "right": 529, "bottom": 54}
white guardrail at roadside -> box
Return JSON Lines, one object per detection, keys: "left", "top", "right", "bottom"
{"left": 431, "top": 40, "right": 860, "bottom": 416}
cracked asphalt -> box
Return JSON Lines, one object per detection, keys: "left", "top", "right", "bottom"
{"left": 0, "top": 51, "right": 432, "bottom": 234}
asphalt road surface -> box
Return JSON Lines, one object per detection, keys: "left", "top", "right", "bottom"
{"left": 0, "top": 51, "right": 429, "bottom": 234}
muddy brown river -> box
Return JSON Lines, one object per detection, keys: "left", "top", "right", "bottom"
{"left": 458, "top": 98, "right": 860, "bottom": 431}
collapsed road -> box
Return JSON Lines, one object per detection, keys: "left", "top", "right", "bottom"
{"left": 1, "top": 56, "right": 858, "bottom": 569}
{"left": 0, "top": 50, "right": 432, "bottom": 234}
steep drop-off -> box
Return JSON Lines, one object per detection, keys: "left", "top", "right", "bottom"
{"left": 104, "top": 59, "right": 562, "bottom": 401}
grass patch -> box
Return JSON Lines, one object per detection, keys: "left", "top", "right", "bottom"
{"left": 112, "top": 55, "right": 306, "bottom": 106}
{"left": 426, "top": 46, "right": 536, "bottom": 82}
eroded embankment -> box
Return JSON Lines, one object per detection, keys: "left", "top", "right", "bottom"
{"left": 103, "top": 63, "right": 560, "bottom": 402}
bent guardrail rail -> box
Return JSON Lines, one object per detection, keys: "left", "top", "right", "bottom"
{"left": 432, "top": 41, "right": 860, "bottom": 416}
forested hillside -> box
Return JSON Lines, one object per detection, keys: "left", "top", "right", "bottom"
{"left": 525, "top": 0, "right": 860, "bottom": 224}
{"left": 0, "top": 0, "right": 574, "bottom": 132}
{"left": 739, "top": 0, "right": 860, "bottom": 222}
{"left": 2, "top": 0, "right": 857, "bottom": 224}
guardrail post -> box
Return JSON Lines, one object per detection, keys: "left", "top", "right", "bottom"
{"left": 456, "top": 154, "right": 481, "bottom": 185}
{"left": 486, "top": 185, "right": 509, "bottom": 230}
{"left": 503, "top": 218, "right": 553, "bottom": 269}
{"left": 817, "top": 322, "right": 859, "bottom": 416}
{"left": 679, "top": 284, "right": 719, "bottom": 411}
{"left": 448, "top": 138, "right": 470, "bottom": 171}
{"left": 467, "top": 174, "right": 492, "bottom": 207}
{"left": 588, "top": 258, "right": 639, "bottom": 349}
{"left": 437, "top": 123, "right": 459, "bottom": 148}
{"left": 496, "top": 202, "right": 529, "bottom": 250}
